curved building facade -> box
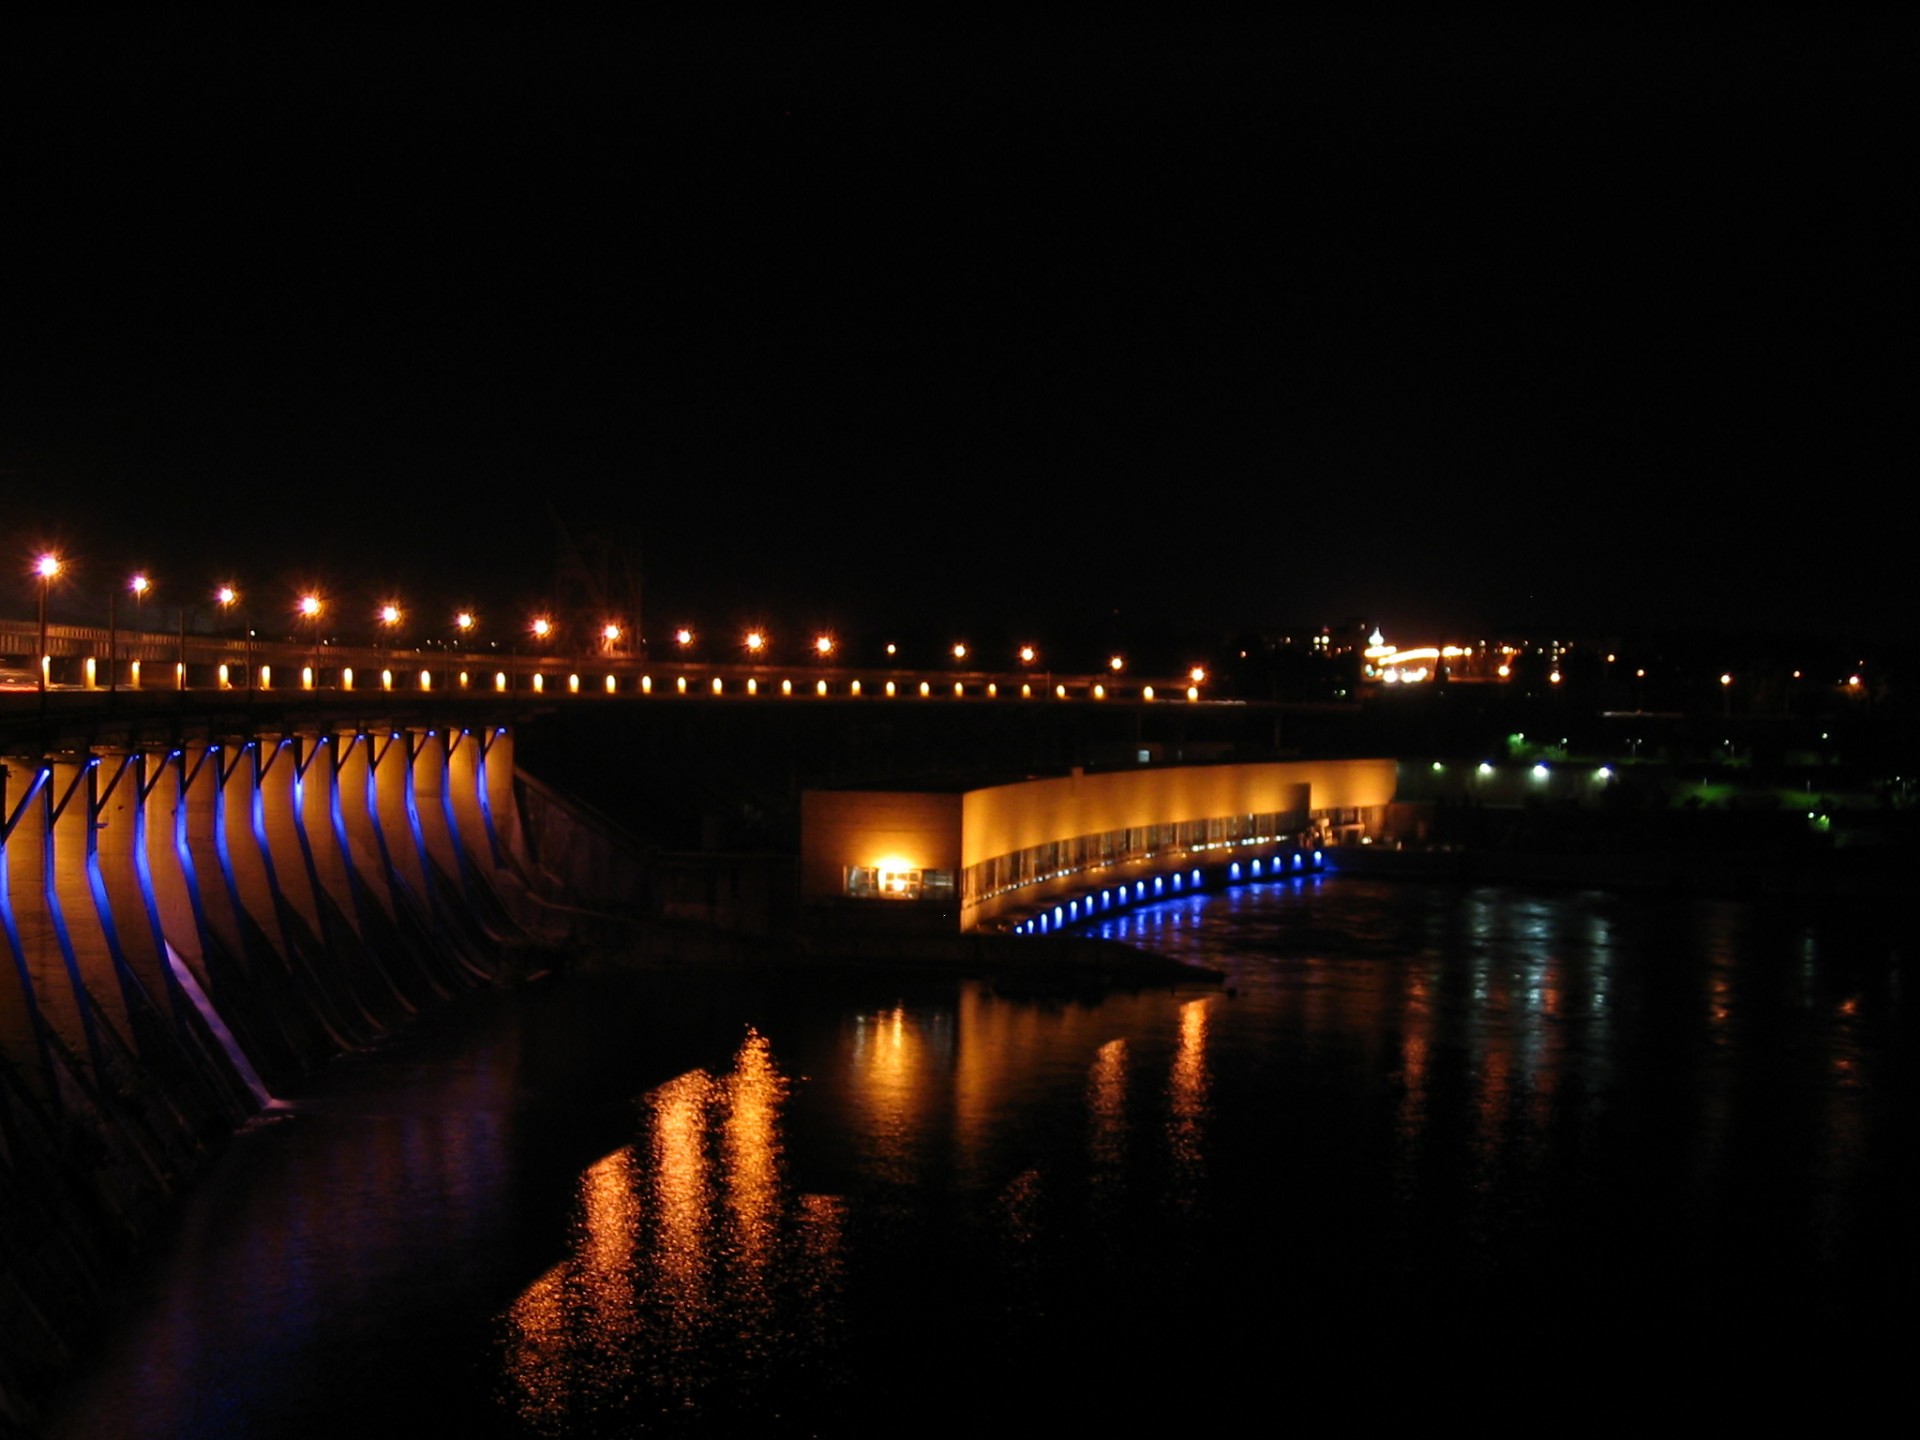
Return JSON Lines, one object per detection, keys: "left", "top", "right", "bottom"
{"left": 802, "top": 757, "right": 1397, "bottom": 932}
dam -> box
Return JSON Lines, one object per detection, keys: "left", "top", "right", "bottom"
{"left": 0, "top": 673, "right": 1398, "bottom": 1427}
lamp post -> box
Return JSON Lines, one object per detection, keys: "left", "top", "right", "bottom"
{"left": 454, "top": 610, "right": 475, "bottom": 692}
{"left": 378, "top": 603, "right": 403, "bottom": 690}
{"left": 217, "top": 585, "right": 250, "bottom": 694}
{"left": 35, "top": 552, "right": 60, "bottom": 709}
{"left": 129, "top": 574, "right": 150, "bottom": 690}
{"left": 523, "top": 616, "right": 552, "bottom": 696}
{"left": 298, "top": 593, "right": 323, "bottom": 688}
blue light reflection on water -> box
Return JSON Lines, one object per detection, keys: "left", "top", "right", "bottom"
{"left": 41, "top": 878, "right": 1918, "bottom": 1436}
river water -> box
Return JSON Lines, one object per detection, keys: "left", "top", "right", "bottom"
{"left": 39, "top": 875, "right": 1915, "bottom": 1436}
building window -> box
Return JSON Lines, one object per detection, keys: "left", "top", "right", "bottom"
{"left": 845, "top": 865, "right": 954, "bottom": 901}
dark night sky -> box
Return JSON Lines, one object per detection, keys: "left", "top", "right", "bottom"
{"left": 0, "top": 16, "right": 1907, "bottom": 655}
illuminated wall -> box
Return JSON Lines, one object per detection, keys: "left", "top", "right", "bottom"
{"left": 800, "top": 758, "right": 1398, "bottom": 930}
{"left": 0, "top": 723, "right": 525, "bottom": 1110}
{"left": 799, "top": 790, "right": 963, "bottom": 903}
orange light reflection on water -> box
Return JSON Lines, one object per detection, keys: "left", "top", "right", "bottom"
{"left": 499, "top": 1032, "right": 818, "bottom": 1435}
{"left": 1166, "top": 998, "right": 1212, "bottom": 1206}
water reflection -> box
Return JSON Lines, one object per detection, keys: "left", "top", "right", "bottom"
{"left": 43, "top": 882, "right": 1915, "bottom": 1436}
{"left": 495, "top": 983, "right": 1242, "bottom": 1429}
{"left": 500, "top": 1030, "right": 821, "bottom": 1435}
{"left": 1087, "top": 1037, "right": 1127, "bottom": 1172}
{"left": 845, "top": 1004, "right": 948, "bottom": 1185}
{"left": 1166, "top": 998, "right": 1211, "bottom": 1209}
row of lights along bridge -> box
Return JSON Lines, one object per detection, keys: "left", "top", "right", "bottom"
{"left": 22, "top": 553, "right": 1206, "bottom": 682}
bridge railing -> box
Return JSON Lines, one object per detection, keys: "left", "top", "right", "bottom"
{"left": 0, "top": 619, "right": 1211, "bottom": 705}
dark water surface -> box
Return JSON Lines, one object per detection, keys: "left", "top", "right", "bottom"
{"left": 41, "top": 877, "right": 1916, "bottom": 1436}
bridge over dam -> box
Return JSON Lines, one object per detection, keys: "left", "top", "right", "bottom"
{"left": 0, "top": 670, "right": 1394, "bottom": 1423}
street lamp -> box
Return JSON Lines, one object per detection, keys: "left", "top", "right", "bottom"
{"left": 217, "top": 585, "right": 251, "bottom": 692}
{"left": 126, "top": 573, "right": 151, "bottom": 689}
{"left": 35, "top": 552, "right": 60, "bottom": 702}
{"left": 298, "top": 593, "right": 324, "bottom": 687}
{"left": 379, "top": 603, "right": 403, "bottom": 686}
{"left": 446, "top": 611, "right": 477, "bottom": 690}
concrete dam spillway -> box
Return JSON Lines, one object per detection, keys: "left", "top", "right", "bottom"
{"left": 0, "top": 719, "right": 573, "bottom": 1425}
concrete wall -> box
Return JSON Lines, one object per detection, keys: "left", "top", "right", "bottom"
{"left": 958, "top": 758, "right": 1395, "bottom": 869}
{"left": 0, "top": 722, "right": 526, "bottom": 1110}
{"left": 798, "top": 790, "right": 965, "bottom": 901}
